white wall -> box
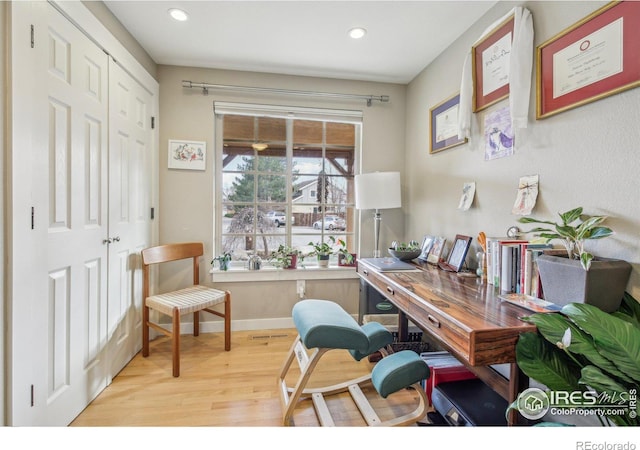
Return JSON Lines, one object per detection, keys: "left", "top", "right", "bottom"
{"left": 405, "top": 1, "right": 640, "bottom": 300}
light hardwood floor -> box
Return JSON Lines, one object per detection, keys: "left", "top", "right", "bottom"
{"left": 70, "top": 329, "right": 426, "bottom": 427}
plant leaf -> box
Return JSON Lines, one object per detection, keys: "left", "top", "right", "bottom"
{"left": 516, "top": 332, "right": 581, "bottom": 392}
{"left": 517, "top": 217, "right": 556, "bottom": 226}
{"left": 618, "top": 292, "right": 640, "bottom": 323}
{"left": 560, "top": 207, "right": 583, "bottom": 225}
{"left": 579, "top": 365, "right": 628, "bottom": 395}
{"left": 525, "top": 311, "right": 631, "bottom": 382}
{"left": 562, "top": 303, "right": 640, "bottom": 384}
{"left": 580, "top": 252, "right": 593, "bottom": 271}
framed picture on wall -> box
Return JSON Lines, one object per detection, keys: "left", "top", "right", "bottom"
{"left": 429, "top": 93, "right": 468, "bottom": 153}
{"left": 168, "top": 139, "right": 206, "bottom": 170}
{"left": 472, "top": 14, "right": 515, "bottom": 112}
{"left": 536, "top": 1, "right": 640, "bottom": 119}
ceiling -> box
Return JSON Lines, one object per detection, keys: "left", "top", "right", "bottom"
{"left": 103, "top": 1, "right": 498, "bottom": 84}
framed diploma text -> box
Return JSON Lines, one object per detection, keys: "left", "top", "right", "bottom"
{"left": 537, "top": 1, "right": 640, "bottom": 119}
{"left": 472, "top": 15, "right": 515, "bottom": 112}
{"left": 429, "top": 93, "right": 467, "bottom": 154}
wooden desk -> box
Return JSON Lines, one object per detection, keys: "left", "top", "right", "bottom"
{"left": 357, "top": 258, "right": 536, "bottom": 424}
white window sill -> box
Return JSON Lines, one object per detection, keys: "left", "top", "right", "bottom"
{"left": 209, "top": 265, "right": 358, "bottom": 283}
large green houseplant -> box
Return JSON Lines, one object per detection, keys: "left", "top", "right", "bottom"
{"left": 517, "top": 207, "right": 631, "bottom": 312}
{"left": 514, "top": 293, "right": 640, "bottom": 426}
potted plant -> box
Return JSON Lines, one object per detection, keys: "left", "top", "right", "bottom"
{"left": 269, "top": 245, "right": 300, "bottom": 269}
{"left": 212, "top": 252, "right": 232, "bottom": 271}
{"left": 517, "top": 207, "right": 631, "bottom": 312}
{"left": 512, "top": 293, "right": 640, "bottom": 426}
{"left": 331, "top": 236, "right": 356, "bottom": 267}
{"left": 308, "top": 240, "right": 333, "bottom": 268}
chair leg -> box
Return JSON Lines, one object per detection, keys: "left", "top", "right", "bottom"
{"left": 224, "top": 291, "right": 231, "bottom": 351}
{"left": 193, "top": 311, "right": 200, "bottom": 336}
{"left": 142, "top": 304, "right": 150, "bottom": 357}
{"left": 172, "top": 307, "right": 181, "bottom": 377}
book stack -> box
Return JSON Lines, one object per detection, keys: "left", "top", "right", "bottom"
{"left": 485, "top": 237, "right": 552, "bottom": 297}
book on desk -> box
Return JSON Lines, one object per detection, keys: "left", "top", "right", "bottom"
{"left": 358, "top": 257, "right": 418, "bottom": 271}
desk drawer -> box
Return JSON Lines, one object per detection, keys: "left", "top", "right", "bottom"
{"left": 358, "top": 266, "right": 411, "bottom": 312}
{"left": 408, "top": 297, "right": 471, "bottom": 363}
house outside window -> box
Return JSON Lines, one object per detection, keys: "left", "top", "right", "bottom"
{"left": 214, "top": 103, "right": 361, "bottom": 267}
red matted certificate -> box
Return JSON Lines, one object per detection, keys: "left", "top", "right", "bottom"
{"left": 552, "top": 17, "right": 623, "bottom": 99}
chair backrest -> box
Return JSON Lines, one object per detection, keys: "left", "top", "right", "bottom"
{"left": 141, "top": 242, "right": 205, "bottom": 297}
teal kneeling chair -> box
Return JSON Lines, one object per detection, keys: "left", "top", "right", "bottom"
{"left": 278, "top": 299, "right": 430, "bottom": 426}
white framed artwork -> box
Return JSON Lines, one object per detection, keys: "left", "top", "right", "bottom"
{"left": 168, "top": 139, "right": 206, "bottom": 171}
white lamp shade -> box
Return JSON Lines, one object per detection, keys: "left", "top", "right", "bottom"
{"left": 355, "top": 171, "right": 402, "bottom": 210}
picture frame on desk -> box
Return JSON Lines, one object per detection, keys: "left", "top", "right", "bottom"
{"left": 426, "top": 237, "right": 446, "bottom": 265}
{"left": 536, "top": 1, "right": 640, "bottom": 119}
{"left": 439, "top": 235, "right": 472, "bottom": 272}
{"left": 419, "top": 235, "right": 435, "bottom": 261}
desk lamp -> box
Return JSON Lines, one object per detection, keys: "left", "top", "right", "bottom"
{"left": 355, "top": 171, "right": 402, "bottom": 258}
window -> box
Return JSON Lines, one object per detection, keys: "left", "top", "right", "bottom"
{"left": 214, "top": 103, "right": 361, "bottom": 267}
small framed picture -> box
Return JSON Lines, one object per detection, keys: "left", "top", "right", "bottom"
{"left": 168, "top": 139, "right": 206, "bottom": 170}
{"left": 426, "top": 237, "right": 446, "bottom": 265}
{"left": 429, "top": 93, "right": 468, "bottom": 153}
{"left": 419, "top": 235, "right": 435, "bottom": 261}
{"left": 439, "top": 235, "right": 473, "bottom": 272}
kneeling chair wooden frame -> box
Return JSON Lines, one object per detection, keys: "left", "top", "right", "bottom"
{"left": 142, "top": 242, "right": 231, "bottom": 377}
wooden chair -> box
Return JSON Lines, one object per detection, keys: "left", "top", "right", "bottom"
{"left": 141, "top": 242, "right": 231, "bottom": 377}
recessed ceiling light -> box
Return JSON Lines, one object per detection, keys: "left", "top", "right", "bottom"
{"left": 348, "top": 27, "right": 367, "bottom": 39}
{"left": 168, "top": 8, "right": 189, "bottom": 22}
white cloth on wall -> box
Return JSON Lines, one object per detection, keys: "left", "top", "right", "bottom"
{"left": 458, "top": 7, "right": 534, "bottom": 139}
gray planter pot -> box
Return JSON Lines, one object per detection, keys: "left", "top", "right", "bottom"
{"left": 536, "top": 255, "right": 631, "bottom": 312}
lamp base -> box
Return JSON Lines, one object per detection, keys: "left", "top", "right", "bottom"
{"left": 374, "top": 210, "right": 381, "bottom": 258}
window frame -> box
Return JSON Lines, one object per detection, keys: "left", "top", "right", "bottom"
{"left": 213, "top": 103, "right": 362, "bottom": 272}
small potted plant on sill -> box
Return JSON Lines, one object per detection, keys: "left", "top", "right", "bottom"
{"left": 269, "top": 245, "right": 300, "bottom": 269}
{"left": 331, "top": 236, "right": 356, "bottom": 267}
{"left": 517, "top": 206, "right": 631, "bottom": 312}
{"left": 212, "top": 252, "right": 232, "bottom": 271}
{"left": 308, "top": 240, "right": 333, "bottom": 268}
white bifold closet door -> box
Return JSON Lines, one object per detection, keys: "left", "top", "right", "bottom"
{"left": 9, "top": 2, "right": 153, "bottom": 426}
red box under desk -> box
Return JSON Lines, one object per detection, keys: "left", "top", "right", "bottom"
{"left": 426, "top": 365, "right": 477, "bottom": 406}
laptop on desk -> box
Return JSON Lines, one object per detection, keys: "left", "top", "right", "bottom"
{"left": 360, "top": 257, "right": 417, "bottom": 271}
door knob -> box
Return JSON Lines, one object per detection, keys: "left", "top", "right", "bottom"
{"left": 112, "top": 236, "right": 120, "bottom": 242}
{"left": 102, "top": 238, "right": 112, "bottom": 245}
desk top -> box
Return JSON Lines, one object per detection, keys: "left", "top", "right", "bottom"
{"left": 357, "top": 258, "right": 536, "bottom": 366}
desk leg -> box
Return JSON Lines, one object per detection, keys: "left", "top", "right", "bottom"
{"left": 508, "top": 363, "right": 528, "bottom": 426}
{"left": 397, "top": 310, "right": 408, "bottom": 342}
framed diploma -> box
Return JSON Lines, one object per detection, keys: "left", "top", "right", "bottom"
{"left": 472, "top": 15, "right": 515, "bottom": 112}
{"left": 429, "top": 93, "right": 468, "bottom": 153}
{"left": 537, "top": 1, "right": 640, "bottom": 119}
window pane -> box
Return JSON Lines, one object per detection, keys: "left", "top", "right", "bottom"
{"left": 257, "top": 174, "right": 286, "bottom": 202}
{"left": 217, "top": 110, "right": 359, "bottom": 264}
{"left": 225, "top": 173, "right": 254, "bottom": 203}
